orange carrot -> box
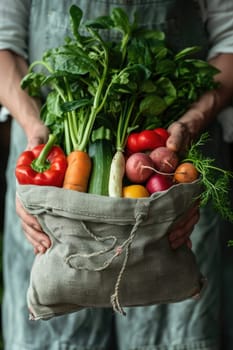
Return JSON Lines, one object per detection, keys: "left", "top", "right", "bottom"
{"left": 63, "top": 150, "right": 92, "bottom": 192}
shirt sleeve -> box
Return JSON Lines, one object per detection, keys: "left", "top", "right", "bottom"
{"left": 0, "top": 0, "right": 31, "bottom": 58}
{"left": 205, "top": 0, "right": 233, "bottom": 58}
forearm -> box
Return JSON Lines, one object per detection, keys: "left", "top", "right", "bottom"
{"left": 174, "top": 53, "right": 233, "bottom": 137}
{"left": 0, "top": 50, "right": 43, "bottom": 139}
{"left": 208, "top": 53, "right": 233, "bottom": 111}
{"left": 167, "top": 53, "right": 233, "bottom": 152}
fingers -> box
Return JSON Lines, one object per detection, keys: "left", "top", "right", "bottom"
{"left": 166, "top": 104, "right": 208, "bottom": 155}
{"left": 21, "top": 220, "right": 51, "bottom": 254}
{"left": 168, "top": 204, "right": 200, "bottom": 250}
{"left": 166, "top": 121, "right": 191, "bottom": 155}
{"left": 16, "top": 196, "right": 51, "bottom": 254}
{"left": 26, "top": 124, "right": 49, "bottom": 150}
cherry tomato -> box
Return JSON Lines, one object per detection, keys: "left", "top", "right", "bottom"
{"left": 126, "top": 133, "right": 140, "bottom": 153}
{"left": 137, "top": 130, "right": 164, "bottom": 151}
{"left": 153, "top": 128, "right": 170, "bottom": 144}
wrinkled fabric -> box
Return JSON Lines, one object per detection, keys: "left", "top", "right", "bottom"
{"left": 16, "top": 181, "right": 203, "bottom": 320}
{"left": 1, "top": 0, "right": 233, "bottom": 349}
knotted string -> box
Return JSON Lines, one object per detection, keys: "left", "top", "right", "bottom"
{"left": 65, "top": 211, "right": 146, "bottom": 315}
{"left": 110, "top": 212, "right": 145, "bottom": 315}
{"left": 65, "top": 221, "right": 118, "bottom": 270}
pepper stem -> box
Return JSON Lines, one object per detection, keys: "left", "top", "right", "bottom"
{"left": 31, "top": 134, "right": 57, "bottom": 173}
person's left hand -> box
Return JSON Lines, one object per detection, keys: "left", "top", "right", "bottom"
{"left": 168, "top": 202, "right": 200, "bottom": 249}
{"left": 164, "top": 109, "right": 203, "bottom": 249}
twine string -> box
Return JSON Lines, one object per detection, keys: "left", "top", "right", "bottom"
{"left": 65, "top": 212, "right": 146, "bottom": 314}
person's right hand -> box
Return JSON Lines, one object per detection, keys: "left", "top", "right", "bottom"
{"left": 16, "top": 196, "right": 51, "bottom": 254}
{"left": 25, "top": 121, "right": 50, "bottom": 150}
{"left": 16, "top": 122, "right": 52, "bottom": 254}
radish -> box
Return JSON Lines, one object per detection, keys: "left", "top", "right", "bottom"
{"left": 149, "top": 146, "right": 179, "bottom": 173}
{"left": 174, "top": 162, "right": 199, "bottom": 183}
{"left": 125, "top": 152, "right": 154, "bottom": 183}
{"left": 108, "top": 150, "right": 126, "bottom": 197}
{"left": 146, "top": 173, "right": 172, "bottom": 194}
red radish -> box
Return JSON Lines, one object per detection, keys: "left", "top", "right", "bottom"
{"left": 149, "top": 146, "right": 179, "bottom": 173}
{"left": 125, "top": 152, "right": 154, "bottom": 183}
{"left": 146, "top": 173, "right": 172, "bottom": 194}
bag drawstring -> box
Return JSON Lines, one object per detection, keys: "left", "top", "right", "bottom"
{"left": 65, "top": 221, "right": 118, "bottom": 269}
{"left": 65, "top": 211, "right": 146, "bottom": 315}
{"left": 110, "top": 212, "right": 145, "bottom": 315}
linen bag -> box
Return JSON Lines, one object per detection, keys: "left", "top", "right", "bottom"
{"left": 17, "top": 180, "right": 204, "bottom": 320}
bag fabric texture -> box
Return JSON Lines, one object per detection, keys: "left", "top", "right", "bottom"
{"left": 17, "top": 181, "right": 204, "bottom": 321}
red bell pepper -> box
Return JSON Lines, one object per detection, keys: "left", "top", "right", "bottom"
{"left": 15, "top": 134, "right": 67, "bottom": 187}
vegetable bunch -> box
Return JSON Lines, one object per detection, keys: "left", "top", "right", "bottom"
{"left": 123, "top": 132, "right": 233, "bottom": 223}
{"left": 17, "top": 5, "right": 233, "bottom": 222}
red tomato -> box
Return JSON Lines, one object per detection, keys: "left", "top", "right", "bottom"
{"left": 153, "top": 128, "right": 170, "bottom": 144}
{"left": 126, "top": 133, "right": 140, "bottom": 153}
{"left": 137, "top": 130, "right": 164, "bottom": 151}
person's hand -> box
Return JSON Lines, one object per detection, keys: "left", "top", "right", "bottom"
{"left": 168, "top": 203, "right": 200, "bottom": 249}
{"left": 16, "top": 121, "right": 51, "bottom": 254}
{"left": 166, "top": 98, "right": 213, "bottom": 155}
{"left": 25, "top": 121, "right": 50, "bottom": 150}
{"left": 166, "top": 121, "right": 192, "bottom": 155}
{"left": 164, "top": 107, "right": 205, "bottom": 249}
{"left": 16, "top": 195, "right": 51, "bottom": 254}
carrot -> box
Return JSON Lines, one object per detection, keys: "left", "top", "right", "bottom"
{"left": 63, "top": 150, "right": 92, "bottom": 192}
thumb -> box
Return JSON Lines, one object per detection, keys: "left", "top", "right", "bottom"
{"left": 166, "top": 121, "right": 190, "bottom": 155}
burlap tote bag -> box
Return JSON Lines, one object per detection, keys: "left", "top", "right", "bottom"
{"left": 17, "top": 180, "right": 204, "bottom": 320}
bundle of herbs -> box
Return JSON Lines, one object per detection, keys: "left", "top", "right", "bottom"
{"left": 20, "top": 5, "right": 233, "bottom": 222}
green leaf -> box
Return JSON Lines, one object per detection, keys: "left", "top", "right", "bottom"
{"left": 46, "top": 91, "right": 64, "bottom": 117}
{"left": 175, "top": 46, "right": 201, "bottom": 61}
{"left": 140, "top": 80, "right": 157, "bottom": 93}
{"left": 155, "top": 59, "right": 176, "bottom": 75}
{"left": 139, "top": 94, "right": 167, "bottom": 117}
{"left": 84, "top": 15, "right": 114, "bottom": 29}
{"left": 61, "top": 98, "right": 92, "bottom": 112}
{"left": 44, "top": 47, "right": 99, "bottom": 76}
{"left": 111, "top": 7, "right": 131, "bottom": 35}
{"left": 21, "top": 72, "right": 46, "bottom": 96}
{"left": 153, "top": 46, "right": 169, "bottom": 60}
{"left": 69, "top": 5, "right": 83, "bottom": 40}
{"left": 155, "top": 77, "right": 177, "bottom": 106}
{"left": 135, "top": 29, "right": 165, "bottom": 41}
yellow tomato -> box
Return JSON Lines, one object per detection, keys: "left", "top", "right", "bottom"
{"left": 122, "top": 184, "right": 150, "bottom": 198}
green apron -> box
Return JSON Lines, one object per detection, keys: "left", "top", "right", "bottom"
{"left": 3, "top": 1, "right": 227, "bottom": 349}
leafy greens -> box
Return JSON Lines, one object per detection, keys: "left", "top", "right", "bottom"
{"left": 21, "top": 5, "right": 219, "bottom": 154}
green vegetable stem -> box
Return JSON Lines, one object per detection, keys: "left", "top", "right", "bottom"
{"left": 21, "top": 5, "right": 221, "bottom": 197}
{"left": 183, "top": 133, "right": 233, "bottom": 223}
